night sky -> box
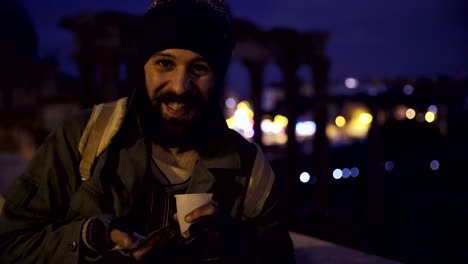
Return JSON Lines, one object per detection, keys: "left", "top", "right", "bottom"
{"left": 17, "top": 0, "right": 468, "bottom": 95}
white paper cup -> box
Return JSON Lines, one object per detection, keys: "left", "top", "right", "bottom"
{"left": 174, "top": 193, "right": 213, "bottom": 234}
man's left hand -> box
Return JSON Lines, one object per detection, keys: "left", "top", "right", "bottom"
{"left": 173, "top": 201, "right": 218, "bottom": 238}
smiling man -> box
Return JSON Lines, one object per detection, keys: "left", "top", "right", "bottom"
{"left": 142, "top": 49, "right": 216, "bottom": 149}
{"left": 0, "top": 0, "right": 295, "bottom": 263}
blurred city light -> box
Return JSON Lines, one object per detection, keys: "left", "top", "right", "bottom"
{"left": 403, "top": 84, "right": 414, "bottom": 95}
{"left": 406, "top": 108, "right": 416, "bottom": 119}
{"left": 350, "top": 167, "right": 360, "bottom": 177}
{"left": 237, "top": 101, "right": 254, "bottom": 118}
{"left": 260, "top": 119, "right": 273, "bottom": 133}
{"left": 346, "top": 119, "right": 370, "bottom": 139}
{"left": 244, "top": 129, "right": 255, "bottom": 138}
{"left": 274, "top": 115, "right": 288, "bottom": 127}
{"left": 430, "top": 160, "right": 440, "bottom": 170}
{"left": 338, "top": 105, "right": 373, "bottom": 139}
{"left": 342, "top": 168, "right": 351, "bottom": 178}
{"left": 358, "top": 113, "right": 373, "bottom": 125}
{"left": 226, "top": 100, "right": 254, "bottom": 139}
{"left": 261, "top": 114, "right": 289, "bottom": 146}
{"left": 345, "top": 77, "right": 359, "bottom": 89}
{"left": 425, "top": 111, "right": 436, "bottom": 123}
{"left": 394, "top": 105, "right": 408, "bottom": 120}
{"left": 225, "top": 97, "right": 236, "bottom": 109}
{"left": 335, "top": 116, "right": 346, "bottom": 127}
{"left": 333, "top": 169, "right": 343, "bottom": 179}
{"left": 428, "top": 105, "right": 438, "bottom": 114}
{"left": 416, "top": 113, "right": 425, "bottom": 123}
{"left": 326, "top": 124, "right": 341, "bottom": 142}
{"left": 300, "top": 172, "right": 311, "bottom": 183}
{"left": 296, "top": 121, "right": 316, "bottom": 137}
{"left": 384, "top": 161, "right": 395, "bottom": 171}
{"left": 331, "top": 167, "right": 360, "bottom": 179}
{"left": 308, "top": 174, "right": 318, "bottom": 184}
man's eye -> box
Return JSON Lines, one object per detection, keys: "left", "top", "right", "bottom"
{"left": 191, "top": 64, "right": 210, "bottom": 76}
{"left": 157, "top": 60, "right": 175, "bottom": 70}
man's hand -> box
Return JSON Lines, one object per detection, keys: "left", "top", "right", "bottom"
{"left": 109, "top": 229, "right": 138, "bottom": 250}
{"left": 110, "top": 225, "right": 182, "bottom": 261}
{"left": 174, "top": 201, "right": 218, "bottom": 238}
{"left": 174, "top": 201, "right": 245, "bottom": 262}
{"left": 109, "top": 228, "right": 152, "bottom": 261}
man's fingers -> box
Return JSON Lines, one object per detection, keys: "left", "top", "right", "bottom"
{"left": 182, "top": 230, "right": 190, "bottom": 239}
{"left": 173, "top": 212, "right": 178, "bottom": 222}
{"left": 110, "top": 229, "right": 134, "bottom": 249}
{"left": 132, "top": 244, "right": 152, "bottom": 261}
{"left": 131, "top": 228, "right": 177, "bottom": 261}
{"left": 185, "top": 202, "right": 218, "bottom": 223}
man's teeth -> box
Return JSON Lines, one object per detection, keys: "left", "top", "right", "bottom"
{"left": 167, "top": 102, "right": 185, "bottom": 111}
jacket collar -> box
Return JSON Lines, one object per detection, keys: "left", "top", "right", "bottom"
{"left": 117, "top": 132, "right": 241, "bottom": 196}
{"left": 187, "top": 145, "right": 241, "bottom": 193}
{"left": 115, "top": 137, "right": 148, "bottom": 213}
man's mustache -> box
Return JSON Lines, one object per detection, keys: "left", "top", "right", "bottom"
{"left": 152, "top": 91, "right": 202, "bottom": 106}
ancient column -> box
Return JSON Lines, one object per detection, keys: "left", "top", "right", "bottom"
{"left": 76, "top": 40, "right": 96, "bottom": 108}
{"left": 269, "top": 28, "right": 302, "bottom": 212}
{"left": 232, "top": 20, "right": 270, "bottom": 147}
{"left": 123, "top": 58, "right": 139, "bottom": 97}
{"left": 362, "top": 95, "right": 386, "bottom": 253}
{"left": 99, "top": 53, "right": 119, "bottom": 102}
{"left": 309, "top": 56, "right": 331, "bottom": 216}
{"left": 60, "top": 15, "right": 98, "bottom": 108}
{"left": 302, "top": 32, "right": 331, "bottom": 217}
{"left": 244, "top": 61, "right": 265, "bottom": 146}
{"left": 95, "top": 25, "right": 122, "bottom": 102}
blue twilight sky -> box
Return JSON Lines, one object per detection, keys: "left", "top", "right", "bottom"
{"left": 18, "top": 0, "right": 468, "bottom": 95}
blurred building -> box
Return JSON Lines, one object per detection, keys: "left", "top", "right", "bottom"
{"left": 0, "top": 1, "right": 82, "bottom": 196}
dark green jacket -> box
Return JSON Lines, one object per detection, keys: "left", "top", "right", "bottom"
{"left": 0, "top": 109, "right": 295, "bottom": 263}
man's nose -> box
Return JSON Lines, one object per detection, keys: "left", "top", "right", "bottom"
{"left": 172, "top": 69, "right": 191, "bottom": 94}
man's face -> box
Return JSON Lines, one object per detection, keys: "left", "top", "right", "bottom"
{"left": 143, "top": 49, "right": 216, "bottom": 146}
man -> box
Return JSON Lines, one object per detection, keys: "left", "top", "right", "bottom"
{"left": 0, "top": 0, "right": 295, "bottom": 263}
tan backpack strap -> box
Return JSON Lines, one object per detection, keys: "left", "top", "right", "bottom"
{"left": 78, "top": 97, "right": 128, "bottom": 181}
{"left": 243, "top": 143, "right": 275, "bottom": 218}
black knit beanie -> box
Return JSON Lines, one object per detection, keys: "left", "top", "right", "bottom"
{"left": 137, "top": 0, "right": 236, "bottom": 78}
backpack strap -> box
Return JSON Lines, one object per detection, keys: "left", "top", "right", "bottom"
{"left": 78, "top": 97, "right": 128, "bottom": 181}
{"left": 233, "top": 131, "right": 275, "bottom": 219}
{"left": 242, "top": 143, "right": 275, "bottom": 219}
{"left": 235, "top": 137, "right": 257, "bottom": 218}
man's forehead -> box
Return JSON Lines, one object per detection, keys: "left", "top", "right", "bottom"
{"left": 150, "top": 49, "right": 207, "bottom": 61}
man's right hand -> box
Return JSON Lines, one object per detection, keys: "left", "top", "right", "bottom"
{"left": 110, "top": 224, "right": 183, "bottom": 261}
{"left": 109, "top": 229, "right": 138, "bottom": 250}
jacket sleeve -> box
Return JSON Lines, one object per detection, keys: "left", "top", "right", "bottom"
{"left": 242, "top": 144, "right": 296, "bottom": 264}
{"left": 249, "top": 185, "right": 296, "bottom": 264}
{"left": 0, "top": 111, "right": 90, "bottom": 264}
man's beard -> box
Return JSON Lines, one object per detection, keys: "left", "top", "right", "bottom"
{"left": 143, "top": 90, "right": 208, "bottom": 148}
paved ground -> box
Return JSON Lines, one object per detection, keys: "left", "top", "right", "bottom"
{"left": 290, "top": 232, "right": 402, "bottom": 264}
